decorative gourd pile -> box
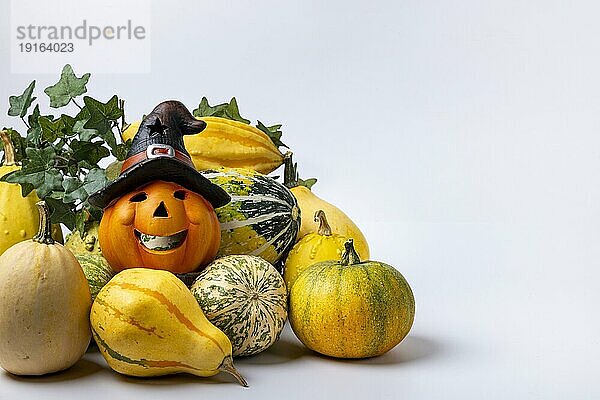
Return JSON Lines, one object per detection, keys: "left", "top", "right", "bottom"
{"left": 0, "top": 93, "right": 415, "bottom": 387}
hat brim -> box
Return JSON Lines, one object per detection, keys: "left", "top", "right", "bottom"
{"left": 88, "top": 158, "right": 230, "bottom": 209}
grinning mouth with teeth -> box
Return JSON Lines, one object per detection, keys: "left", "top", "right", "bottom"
{"left": 134, "top": 229, "right": 188, "bottom": 251}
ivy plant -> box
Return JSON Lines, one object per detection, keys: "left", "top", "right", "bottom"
{"left": 0, "top": 64, "right": 131, "bottom": 235}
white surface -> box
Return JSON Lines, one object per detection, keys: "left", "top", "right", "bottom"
{"left": 0, "top": 0, "right": 599, "bottom": 398}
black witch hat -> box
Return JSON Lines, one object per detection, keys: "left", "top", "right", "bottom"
{"left": 88, "top": 100, "right": 230, "bottom": 209}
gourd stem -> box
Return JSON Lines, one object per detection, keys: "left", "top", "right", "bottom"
{"left": 340, "top": 239, "right": 361, "bottom": 266}
{"left": 218, "top": 355, "right": 248, "bottom": 387}
{"left": 33, "top": 201, "right": 55, "bottom": 245}
{"left": 314, "top": 210, "right": 332, "bottom": 236}
{"left": 283, "top": 151, "right": 298, "bottom": 189}
{"left": 0, "top": 130, "right": 16, "bottom": 166}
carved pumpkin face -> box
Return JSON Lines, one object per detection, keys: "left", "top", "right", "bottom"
{"left": 98, "top": 180, "right": 221, "bottom": 274}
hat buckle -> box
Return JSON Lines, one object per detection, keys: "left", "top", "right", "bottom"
{"left": 147, "top": 144, "right": 175, "bottom": 159}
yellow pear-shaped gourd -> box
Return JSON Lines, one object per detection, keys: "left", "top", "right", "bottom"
{"left": 90, "top": 268, "right": 247, "bottom": 386}
{"left": 0, "top": 201, "right": 91, "bottom": 375}
{"left": 0, "top": 131, "right": 62, "bottom": 256}
{"left": 284, "top": 210, "right": 367, "bottom": 291}
{"left": 283, "top": 153, "right": 370, "bottom": 258}
{"left": 122, "top": 116, "right": 284, "bottom": 174}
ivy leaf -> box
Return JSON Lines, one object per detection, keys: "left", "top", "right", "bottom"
{"left": 224, "top": 98, "right": 250, "bottom": 124}
{"left": 44, "top": 64, "right": 91, "bottom": 108}
{"left": 70, "top": 139, "right": 110, "bottom": 165}
{"left": 193, "top": 97, "right": 227, "bottom": 118}
{"left": 77, "top": 160, "right": 95, "bottom": 171}
{"left": 75, "top": 209, "right": 90, "bottom": 238}
{"left": 45, "top": 197, "right": 76, "bottom": 230}
{"left": 83, "top": 95, "right": 122, "bottom": 152}
{"left": 114, "top": 140, "right": 131, "bottom": 161}
{"left": 61, "top": 176, "right": 82, "bottom": 203}
{"left": 105, "top": 160, "right": 124, "bottom": 180}
{"left": 298, "top": 178, "right": 317, "bottom": 189}
{"left": 73, "top": 119, "right": 97, "bottom": 141}
{"left": 62, "top": 167, "right": 107, "bottom": 203}
{"left": 257, "top": 121, "right": 287, "bottom": 148}
{"left": 8, "top": 81, "right": 36, "bottom": 117}
{"left": 38, "top": 116, "right": 67, "bottom": 142}
{"left": 60, "top": 114, "right": 79, "bottom": 136}
{"left": 193, "top": 97, "right": 250, "bottom": 124}
{"left": 0, "top": 147, "right": 63, "bottom": 197}
{"left": 28, "top": 105, "right": 41, "bottom": 128}
{"left": 26, "top": 105, "right": 53, "bottom": 145}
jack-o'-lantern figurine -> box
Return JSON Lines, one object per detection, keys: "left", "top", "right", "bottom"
{"left": 88, "top": 101, "right": 230, "bottom": 273}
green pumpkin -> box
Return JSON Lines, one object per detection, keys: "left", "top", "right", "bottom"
{"left": 289, "top": 239, "right": 415, "bottom": 359}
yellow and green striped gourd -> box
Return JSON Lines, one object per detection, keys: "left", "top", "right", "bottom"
{"left": 289, "top": 239, "right": 415, "bottom": 359}
{"left": 91, "top": 268, "right": 247, "bottom": 386}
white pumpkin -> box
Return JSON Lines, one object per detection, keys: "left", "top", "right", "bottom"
{"left": 0, "top": 202, "right": 91, "bottom": 375}
{"left": 191, "top": 255, "right": 287, "bottom": 357}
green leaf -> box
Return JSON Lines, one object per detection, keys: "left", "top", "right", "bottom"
{"left": 105, "top": 160, "right": 124, "bottom": 180}
{"left": 224, "top": 98, "right": 250, "bottom": 124}
{"left": 8, "top": 81, "right": 36, "bottom": 117}
{"left": 77, "top": 160, "right": 95, "bottom": 171}
{"left": 298, "top": 178, "right": 317, "bottom": 189}
{"left": 26, "top": 105, "right": 52, "bottom": 145}
{"left": 114, "top": 140, "right": 131, "bottom": 161}
{"left": 70, "top": 139, "right": 110, "bottom": 165}
{"left": 257, "top": 120, "right": 287, "bottom": 148}
{"left": 1, "top": 147, "right": 63, "bottom": 197}
{"left": 83, "top": 95, "right": 122, "bottom": 152}
{"left": 44, "top": 64, "right": 90, "bottom": 108}
{"left": 28, "top": 105, "right": 41, "bottom": 128}
{"left": 60, "top": 114, "right": 79, "bottom": 136}
{"left": 75, "top": 209, "right": 89, "bottom": 238}
{"left": 61, "top": 176, "right": 82, "bottom": 203}
{"left": 193, "top": 97, "right": 250, "bottom": 124}
{"left": 193, "top": 97, "right": 226, "bottom": 117}
{"left": 73, "top": 119, "right": 97, "bottom": 141}
{"left": 45, "top": 197, "right": 76, "bottom": 230}
{"left": 38, "top": 116, "right": 67, "bottom": 142}
{"left": 62, "top": 167, "right": 107, "bottom": 203}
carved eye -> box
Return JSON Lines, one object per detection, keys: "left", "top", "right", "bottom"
{"left": 174, "top": 190, "right": 187, "bottom": 200}
{"left": 130, "top": 192, "right": 148, "bottom": 202}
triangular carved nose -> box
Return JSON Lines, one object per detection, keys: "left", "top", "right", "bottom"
{"left": 153, "top": 201, "right": 169, "bottom": 218}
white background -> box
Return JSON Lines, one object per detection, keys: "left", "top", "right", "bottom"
{"left": 9, "top": 0, "right": 150, "bottom": 73}
{"left": 0, "top": 0, "right": 599, "bottom": 398}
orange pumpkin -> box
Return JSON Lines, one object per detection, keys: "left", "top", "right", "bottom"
{"left": 98, "top": 180, "right": 221, "bottom": 273}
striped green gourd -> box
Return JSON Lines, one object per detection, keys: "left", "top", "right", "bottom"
{"left": 190, "top": 255, "right": 287, "bottom": 357}
{"left": 201, "top": 168, "right": 300, "bottom": 264}
{"left": 74, "top": 253, "right": 115, "bottom": 300}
